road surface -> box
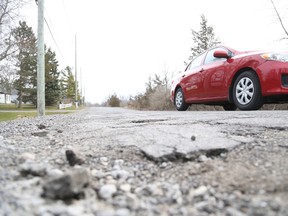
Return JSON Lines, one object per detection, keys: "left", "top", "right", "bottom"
{"left": 0, "top": 107, "right": 287, "bottom": 216}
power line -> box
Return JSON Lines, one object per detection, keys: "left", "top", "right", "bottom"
{"left": 43, "top": 17, "right": 65, "bottom": 60}
{"left": 43, "top": 7, "right": 65, "bottom": 62}
{"left": 36, "top": 0, "right": 67, "bottom": 65}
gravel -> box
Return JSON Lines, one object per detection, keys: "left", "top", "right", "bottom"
{"left": 0, "top": 108, "right": 287, "bottom": 216}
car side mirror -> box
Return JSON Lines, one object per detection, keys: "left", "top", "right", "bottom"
{"left": 214, "top": 50, "right": 230, "bottom": 59}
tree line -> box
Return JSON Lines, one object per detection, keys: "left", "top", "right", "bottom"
{"left": 1, "top": 0, "right": 286, "bottom": 110}
{"left": 106, "top": 1, "right": 288, "bottom": 111}
{"left": 106, "top": 14, "right": 220, "bottom": 110}
{"left": 0, "top": 0, "right": 80, "bottom": 108}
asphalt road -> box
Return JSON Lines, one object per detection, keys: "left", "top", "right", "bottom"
{"left": 1, "top": 107, "right": 288, "bottom": 215}
{"left": 74, "top": 107, "right": 288, "bottom": 161}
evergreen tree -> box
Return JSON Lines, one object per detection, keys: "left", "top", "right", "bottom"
{"left": 60, "top": 66, "right": 79, "bottom": 102}
{"left": 187, "top": 14, "right": 221, "bottom": 64}
{"left": 13, "top": 21, "right": 37, "bottom": 108}
{"left": 45, "top": 47, "right": 60, "bottom": 106}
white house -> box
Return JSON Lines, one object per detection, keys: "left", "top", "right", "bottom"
{"left": 10, "top": 89, "right": 18, "bottom": 103}
{"left": 0, "top": 92, "right": 11, "bottom": 104}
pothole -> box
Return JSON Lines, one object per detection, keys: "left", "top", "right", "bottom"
{"left": 141, "top": 147, "right": 229, "bottom": 163}
{"left": 131, "top": 119, "right": 167, "bottom": 124}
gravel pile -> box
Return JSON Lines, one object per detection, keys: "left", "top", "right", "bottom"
{"left": 0, "top": 109, "right": 287, "bottom": 216}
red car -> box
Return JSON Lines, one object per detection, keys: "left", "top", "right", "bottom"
{"left": 170, "top": 45, "right": 288, "bottom": 111}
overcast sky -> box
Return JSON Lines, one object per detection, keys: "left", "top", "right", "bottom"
{"left": 21, "top": 0, "right": 288, "bottom": 104}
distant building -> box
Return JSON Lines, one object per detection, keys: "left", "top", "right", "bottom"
{"left": 0, "top": 92, "right": 11, "bottom": 104}
{"left": 10, "top": 89, "right": 18, "bottom": 103}
{"left": 0, "top": 88, "right": 18, "bottom": 104}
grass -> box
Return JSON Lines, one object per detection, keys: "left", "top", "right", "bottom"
{"left": 0, "top": 112, "right": 37, "bottom": 121}
{"left": 0, "top": 104, "right": 62, "bottom": 110}
{"left": 0, "top": 104, "right": 40, "bottom": 110}
{"left": 0, "top": 111, "right": 73, "bottom": 122}
{"left": 0, "top": 104, "right": 77, "bottom": 122}
{"left": 0, "top": 104, "right": 81, "bottom": 110}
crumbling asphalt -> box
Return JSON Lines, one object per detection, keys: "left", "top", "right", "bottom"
{"left": 0, "top": 107, "right": 287, "bottom": 215}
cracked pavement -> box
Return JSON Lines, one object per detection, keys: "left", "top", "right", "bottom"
{"left": 1, "top": 107, "right": 288, "bottom": 215}
{"left": 72, "top": 107, "right": 287, "bottom": 162}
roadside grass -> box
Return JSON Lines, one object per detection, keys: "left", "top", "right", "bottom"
{"left": 0, "top": 104, "right": 63, "bottom": 110}
{"left": 0, "top": 112, "right": 36, "bottom": 121}
{"left": 0, "top": 104, "right": 80, "bottom": 111}
{"left": 0, "top": 104, "right": 35, "bottom": 110}
{"left": 0, "top": 104, "right": 78, "bottom": 122}
{"left": 0, "top": 111, "right": 74, "bottom": 122}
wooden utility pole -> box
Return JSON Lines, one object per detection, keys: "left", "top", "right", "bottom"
{"left": 75, "top": 35, "right": 78, "bottom": 108}
{"left": 80, "top": 68, "right": 82, "bottom": 104}
{"left": 37, "top": 0, "right": 45, "bottom": 116}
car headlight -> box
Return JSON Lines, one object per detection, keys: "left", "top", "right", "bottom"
{"left": 261, "top": 53, "right": 288, "bottom": 62}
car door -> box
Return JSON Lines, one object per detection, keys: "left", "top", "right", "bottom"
{"left": 181, "top": 52, "right": 206, "bottom": 101}
{"left": 200, "top": 48, "right": 229, "bottom": 99}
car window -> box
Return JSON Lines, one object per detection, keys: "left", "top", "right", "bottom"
{"left": 186, "top": 53, "right": 206, "bottom": 71}
{"left": 204, "top": 48, "right": 227, "bottom": 65}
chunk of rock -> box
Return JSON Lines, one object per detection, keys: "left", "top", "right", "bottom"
{"left": 65, "top": 150, "right": 84, "bottom": 166}
{"left": 19, "top": 161, "right": 47, "bottom": 177}
{"left": 32, "top": 131, "right": 48, "bottom": 137}
{"left": 47, "top": 169, "right": 64, "bottom": 178}
{"left": 19, "top": 152, "right": 36, "bottom": 163}
{"left": 189, "top": 185, "right": 208, "bottom": 198}
{"left": 110, "top": 169, "right": 130, "bottom": 180}
{"left": 98, "top": 184, "right": 117, "bottom": 200}
{"left": 42, "top": 168, "right": 90, "bottom": 200}
{"left": 37, "top": 124, "right": 46, "bottom": 129}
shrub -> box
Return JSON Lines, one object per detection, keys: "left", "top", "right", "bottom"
{"left": 106, "top": 94, "right": 120, "bottom": 107}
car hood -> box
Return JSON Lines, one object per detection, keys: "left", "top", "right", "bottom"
{"left": 233, "top": 50, "right": 268, "bottom": 59}
{"left": 242, "top": 49, "right": 288, "bottom": 55}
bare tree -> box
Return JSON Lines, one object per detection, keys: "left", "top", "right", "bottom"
{"left": 0, "top": 62, "right": 17, "bottom": 93}
{"left": 270, "top": 0, "right": 288, "bottom": 40}
{"left": 0, "top": 0, "right": 25, "bottom": 62}
{"left": 0, "top": 0, "right": 26, "bottom": 94}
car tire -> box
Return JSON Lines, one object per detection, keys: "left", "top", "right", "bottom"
{"left": 174, "top": 88, "right": 189, "bottom": 111}
{"left": 223, "top": 104, "right": 237, "bottom": 111}
{"left": 233, "top": 71, "right": 263, "bottom": 110}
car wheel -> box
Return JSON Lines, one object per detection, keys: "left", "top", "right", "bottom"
{"left": 174, "top": 88, "right": 189, "bottom": 111}
{"left": 233, "top": 71, "right": 263, "bottom": 110}
{"left": 223, "top": 104, "right": 237, "bottom": 111}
